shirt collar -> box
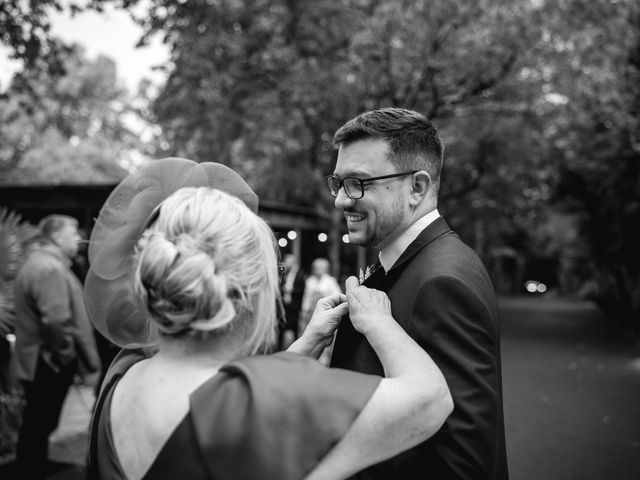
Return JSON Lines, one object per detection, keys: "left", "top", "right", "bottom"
{"left": 379, "top": 209, "right": 440, "bottom": 273}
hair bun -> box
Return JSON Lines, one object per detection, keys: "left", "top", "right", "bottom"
{"left": 135, "top": 230, "right": 237, "bottom": 335}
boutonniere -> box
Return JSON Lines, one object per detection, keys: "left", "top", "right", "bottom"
{"left": 358, "top": 264, "right": 375, "bottom": 284}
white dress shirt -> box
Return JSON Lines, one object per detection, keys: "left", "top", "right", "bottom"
{"left": 379, "top": 209, "right": 440, "bottom": 273}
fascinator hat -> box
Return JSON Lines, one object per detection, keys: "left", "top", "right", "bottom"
{"left": 85, "top": 158, "right": 259, "bottom": 347}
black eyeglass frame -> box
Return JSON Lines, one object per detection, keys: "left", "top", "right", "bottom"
{"left": 325, "top": 170, "right": 418, "bottom": 199}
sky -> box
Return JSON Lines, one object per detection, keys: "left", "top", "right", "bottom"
{"left": 0, "top": 3, "right": 168, "bottom": 92}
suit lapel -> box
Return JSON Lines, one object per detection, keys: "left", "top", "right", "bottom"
{"left": 362, "top": 217, "right": 452, "bottom": 288}
{"left": 330, "top": 217, "right": 453, "bottom": 375}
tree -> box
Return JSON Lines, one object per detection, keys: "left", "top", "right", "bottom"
{"left": 86, "top": 0, "right": 558, "bottom": 279}
{"left": 89, "top": 1, "right": 542, "bottom": 202}
{"left": 5, "top": 0, "right": 637, "bottom": 321}
{"left": 0, "top": 43, "right": 147, "bottom": 184}
{"left": 537, "top": 0, "right": 640, "bottom": 323}
{"left": 0, "top": 0, "right": 81, "bottom": 73}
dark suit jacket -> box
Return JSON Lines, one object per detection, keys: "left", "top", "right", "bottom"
{"left": 14, "top": 244, "right": 101, "bottom": 382}
{"left": 331, "top": 217, "right": 508, "bottom": 480}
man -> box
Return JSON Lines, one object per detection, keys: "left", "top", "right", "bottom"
{"left": 327, "top": 108, "right": 508, "bottom": 479}
{"left": 13, "top": 215, "right": 100, "bottom": 479}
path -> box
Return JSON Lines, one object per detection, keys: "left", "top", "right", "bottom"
{"left": 501, "top": 296, "right": 640, "bottom": 480}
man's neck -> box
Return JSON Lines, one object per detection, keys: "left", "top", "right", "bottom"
{"left": 378, "top": 208, "right": 440, "bottom": 272}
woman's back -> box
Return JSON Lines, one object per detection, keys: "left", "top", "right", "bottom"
{"left": 91, "top": 347, "right": 381, "bottom": 480}
{"left": 111, "top": 351, "right": 220, "bottom": 479}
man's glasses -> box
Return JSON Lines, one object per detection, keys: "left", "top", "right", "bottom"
{"left": 325, "top": 171, "right": 418, "bottom": 200}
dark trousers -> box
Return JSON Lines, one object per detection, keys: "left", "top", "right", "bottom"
{"left": 15, "top": 355, "right": 75, "bottom": 480}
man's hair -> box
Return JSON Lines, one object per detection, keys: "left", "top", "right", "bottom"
{"left": 38, "top": 215, "right": 78, "bottom": 241}
{"left": 334, "top": 107, "right": 444, "bottom": 195}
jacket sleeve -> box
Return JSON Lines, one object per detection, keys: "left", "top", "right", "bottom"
{"left": 33, "top": 266, "right": 76, "bottom": 366}
{"left": 407, "top": 274, "right": 501, "bottom": 479}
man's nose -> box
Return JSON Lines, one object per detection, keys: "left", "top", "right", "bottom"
{"left": 334, "top": 186, "right": 355, "bottom": 209}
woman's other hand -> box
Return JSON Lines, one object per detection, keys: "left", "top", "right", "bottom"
{"left": 287, "top": 293, "right": 347, "bottom": 358}
{"left": 306, "top": 293, "right": 348, "bottom": 344}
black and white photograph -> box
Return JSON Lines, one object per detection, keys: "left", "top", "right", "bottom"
{"left": 1, "top": 1, "right": 639, "bottom": 479}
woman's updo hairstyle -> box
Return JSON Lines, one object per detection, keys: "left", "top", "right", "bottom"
{"left": 132, "top": 187, "right": 279, "bottom": 354}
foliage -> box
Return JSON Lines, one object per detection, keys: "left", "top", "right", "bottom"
{"left": 0, "top": 0, "right": 70, "bottom": 68}
{"left": 0, "top": 207, "right": 31, "bottom": 458}
{"left": 540, "top": 0, "right": 640, "bottom": 323}
{"left": 1, "top": 0, "right": 638, "bottom": 322}
{"left": 0, "top": 206, "right": 36, "bottom": 333}
{"left": 0, "top": 207, "right": 24, "bottom": 280}
{"left": 0, "top": 43, "right": 143, "bottom": 184}
{"left": 80, "top": 1, "right": 533, "bottom": 206}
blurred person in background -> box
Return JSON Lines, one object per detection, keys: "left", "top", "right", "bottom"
{"left": 300, "top": 258, "right": 342, "bottom": 331}
{"left": 87, "top": 183, "right": 453, "bottom": 480}
{"left": 13, "top": 214, "right": 100, "bottom": 479}
{"left": 278, "top": 253, "right": 306, "bottom": 349}
{"left": 327, "top": 108, "right": 507, "bottom": 480}
{"left": 299, "top": 257, "right": 342, "bottom": 363}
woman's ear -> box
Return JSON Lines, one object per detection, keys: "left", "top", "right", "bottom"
{"left": 409, "top": 171, "right": 431, "bottom": 207}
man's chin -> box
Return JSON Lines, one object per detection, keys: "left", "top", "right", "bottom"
{"left": 347, "top": 232, "right": 368, "bottom": 247}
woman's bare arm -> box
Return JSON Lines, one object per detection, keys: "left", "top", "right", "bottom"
{"left": 305, "top": 277, "right": 453, "bottom": 480}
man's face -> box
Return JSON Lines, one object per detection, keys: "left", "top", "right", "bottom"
{"left": 333, "top": 138, "right": 413, "bottom": 250}
{"left": 54, "top": 223, "right": 81, "bottom": 259}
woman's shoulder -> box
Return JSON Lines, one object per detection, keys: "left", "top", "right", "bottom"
{"left": 221, "top": 350, "right": 323, "bottom": 372}
{"left": 215, "top": 351, "right": 376, "bottom": 393}
{"left": 99, "top": 344, "right": 157, "bottom": 391}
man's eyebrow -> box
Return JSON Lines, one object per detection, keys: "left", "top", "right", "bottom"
{"left": 337, "top": 169, "right": 372, "bottom": 177}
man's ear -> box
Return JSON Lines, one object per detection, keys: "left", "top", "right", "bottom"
{"left": 409, "top": 171, "right": 431, "bottom": 207}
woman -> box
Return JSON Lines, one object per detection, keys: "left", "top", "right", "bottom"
{"left": 87, "top": 167, "right": 452, "bottom": 480}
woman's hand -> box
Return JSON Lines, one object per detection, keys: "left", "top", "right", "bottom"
{"left": 344, "top": 276, "right": 393, "bottom": 336}
{"left": 307, "top": 293, "right": 348, "bottom": 344}
{"left": 287, "top": 293, "right": 347, "bottom": 358}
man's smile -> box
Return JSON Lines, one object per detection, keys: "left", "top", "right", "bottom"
{"left": 344, "top": 211, "right": 366, "bottom": 225}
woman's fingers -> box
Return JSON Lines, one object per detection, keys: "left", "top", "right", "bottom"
{"left": 345, "top": 276, "right": 360, "bottom": 296}
{"left": 346, "top": 278, "right": 390, "bottom": 312}
{"left": 315, "top": 293, "right": 347, "bottom": 312}
{"left": 344, "top": 277, "right": 393, "bottom": 336}
{"left": 331, "top": 301, "right": 349, "bottom": 317}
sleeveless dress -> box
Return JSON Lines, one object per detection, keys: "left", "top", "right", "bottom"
{"left": 88, "top": 346, "right": 381, "bottom": 480}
